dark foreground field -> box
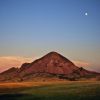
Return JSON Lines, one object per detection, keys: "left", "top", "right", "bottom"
{"left": 0, "top": 81, "right": 100, "bottom": 100}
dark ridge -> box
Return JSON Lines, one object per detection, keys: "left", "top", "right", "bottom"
{"left": 0, "top": 67, "right": 18, "bottom": 75}
{"left": 19, "top": 63, "right": 30, "bottom": 72}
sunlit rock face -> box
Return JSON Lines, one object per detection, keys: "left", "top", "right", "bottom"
{"left": 20, "top": 52, "right": 78, "bottom": 76}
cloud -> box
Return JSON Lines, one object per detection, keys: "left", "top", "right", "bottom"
{"left": 0, "top": 56, "right": 99, "bottom": 73}
{"left": 72, "top": 60, "right": 100, "bottom": 72}
{"left": 0, "top": 56, "right": 34, "bottom": 73}
{"left": 72, "top": 60, "right": 90, "bottom": 67}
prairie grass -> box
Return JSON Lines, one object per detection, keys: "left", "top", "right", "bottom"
{"left": 0, "top": 81, "right": 100, "bottom": 100}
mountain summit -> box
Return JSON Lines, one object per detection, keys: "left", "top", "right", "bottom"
{"left": 0, "top": 51, "right": 99, "bottom": 81}
{"left": 18, "top": 51, "right": 77, "bottom": 77}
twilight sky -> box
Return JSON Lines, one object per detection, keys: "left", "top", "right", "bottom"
{"left": 0, "top": 0, "right": 100, "bottom": 72}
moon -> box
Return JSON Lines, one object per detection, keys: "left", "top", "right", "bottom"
{"left": 85, "top": 12, "right": 88, "bottom": 16}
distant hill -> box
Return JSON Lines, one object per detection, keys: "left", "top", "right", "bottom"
{"left": 0, "top": 51, "right": 99, "bottom": 82}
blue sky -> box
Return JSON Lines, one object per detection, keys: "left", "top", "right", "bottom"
{"left": 0, "top": 0, "right": 100, "bottom": 72}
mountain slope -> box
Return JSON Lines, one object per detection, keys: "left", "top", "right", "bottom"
{"left": 0, "top": 67, "right": 19, "bottom": 81}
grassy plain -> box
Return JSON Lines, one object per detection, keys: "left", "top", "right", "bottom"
{"left": 0, "top": 80, "right": 100, "bottom": 100}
